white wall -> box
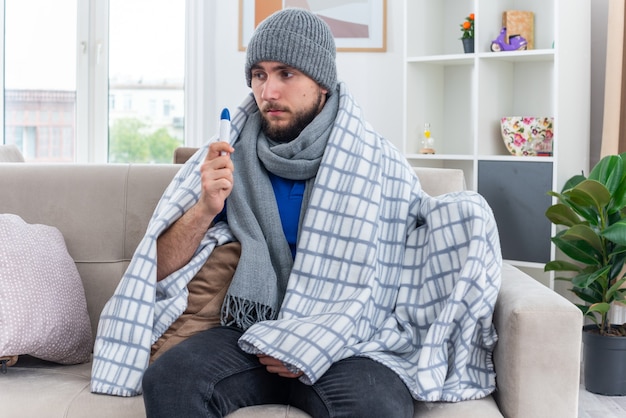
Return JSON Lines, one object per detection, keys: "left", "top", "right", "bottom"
{"left": 208, "top": 1, "right": 405, "bottom": 149}
{"left": 590, "top": 0, "right": 609, "bottom": 167}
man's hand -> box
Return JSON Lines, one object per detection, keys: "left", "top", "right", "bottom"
{"left": 257, "top": 354, "right": 304, "bottom": 379}
{"left": 198, "top": 141, "right": 235, "bottom": 217}
{"left": 155, "top": 141, "right": 234, "bottom": 281}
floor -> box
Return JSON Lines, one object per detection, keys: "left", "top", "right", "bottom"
{"left": 578, "top": 385, "right": 626, "bottom": 417}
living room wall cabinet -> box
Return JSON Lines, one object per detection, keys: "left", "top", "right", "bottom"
{"left": 403, "top": 0, "right": 590, "bottom": 287}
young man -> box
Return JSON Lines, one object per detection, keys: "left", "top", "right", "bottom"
{"left": 144, "top": 9, "right": 415, "bottom": 417}
{"left": 93, "top": 8, "right": 501, "bottom": 418}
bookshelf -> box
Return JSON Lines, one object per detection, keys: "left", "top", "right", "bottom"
{"left": 402, "top": 0, "right": 590, "bottom": 287}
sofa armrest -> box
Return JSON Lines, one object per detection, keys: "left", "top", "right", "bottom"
{"left": 493, "top": 263, "right": 582, "bottom": 418}
{"left": 0, "top": 144, "right": 25, "bottom": 162}
{"left": 412, "top": 167, "right": 466, "bottom": 196}
{"left": 174, "top": 147, "right": 200, "bottom": 164}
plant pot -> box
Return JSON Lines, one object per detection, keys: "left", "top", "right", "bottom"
{"left": 582, "top": 324, "right": 626, "bottom": 396}
{"left": 462, "top": 38, "right": 474, "bottom": 53}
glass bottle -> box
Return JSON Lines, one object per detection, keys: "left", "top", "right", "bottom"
{"left": 420, "top": 123, "right": 435, "bottom": 154}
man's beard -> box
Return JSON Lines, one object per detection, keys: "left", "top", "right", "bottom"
{"left": 260, "top": 92, "right": 324, "bottom": 143}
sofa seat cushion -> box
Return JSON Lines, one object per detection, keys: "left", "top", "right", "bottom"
{"left": 0, "top": 358, "right": 144, "bottom": 418}
{"left": 0, "top": 357, "right": 501, "bottom": 418}
{"left": 413, "top": 397, "right": 502, "bottom": 417}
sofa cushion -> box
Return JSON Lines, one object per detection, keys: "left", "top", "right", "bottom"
{"left": 413, "top": 167, "right": 466, "bottom": 196}
{"left": 0, "top": 214, "right": 92, "bottom": 365}
{"left": 1, "top": 357, "right": 501, "bottom": 418}
{"left": 150, "top": 241, "right": 241, "bottom": 363}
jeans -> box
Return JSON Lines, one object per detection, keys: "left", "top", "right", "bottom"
{"left": 142, "top": 326, "right": 414, "bottom": 418}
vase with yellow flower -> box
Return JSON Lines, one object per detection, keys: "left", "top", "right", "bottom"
{"left": 460, "top": 13, "right": 475, "bottom": 53}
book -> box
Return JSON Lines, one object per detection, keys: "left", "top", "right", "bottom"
{"left": 503, "top": 10, "right": 534, "bottom": 50}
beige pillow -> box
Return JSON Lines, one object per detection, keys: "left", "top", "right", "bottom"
{"left": 0, "top": 214, "right": 92, "bottom": 365}
{"left": 150, "top": 241, "right": 241, "bottom": 363}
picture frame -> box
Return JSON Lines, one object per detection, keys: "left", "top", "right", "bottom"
{"left": 238, "top": 0, "right": 387, "bottom": 52}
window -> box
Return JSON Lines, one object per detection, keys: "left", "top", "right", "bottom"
{"left": 2, "top": 0, "right": 194, "bottom": 163}
{"left": 108, "top": 0, "right": 185, "bottom": 163}
{"left": 3, "top": 0, "right": 77, "bottom": 162}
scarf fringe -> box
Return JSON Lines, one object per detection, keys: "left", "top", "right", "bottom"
{"left": 221, "top": 295, "right": 276, "bottom": 331}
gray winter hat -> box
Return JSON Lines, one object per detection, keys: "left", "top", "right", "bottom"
{"left": 245, "top": 8, "right": 337, "bottom": 93}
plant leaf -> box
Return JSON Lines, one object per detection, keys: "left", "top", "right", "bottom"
{"left": 544, "top": 260, "right": 582, "bottom": 272}
{"left": 558, "top": 186, "right": 603, "bottom": 225}
{"left": 606, "top": 276, "right": 626, "bottom": 302}
{"left": 613, "top": 289, "right": 626, "bottom": 303}
{"left": 610, "top": 175, "right": 626, "bottom": 213}
{"left": 608, "top": 248, "right": 626, "bottom": 272}
{"left": 562, "top": 224, "right": 603, "bottom": 253}
{"left": 589, "top": 155, "right": 624, "bottom": 194}
{"left": 561, "top": 173, "right": 587, "bottom": 192}
{"left": 587, "top": 302, "right": 611, "bottom": 315}
{"left": 552, "top": 233, "right": 601, "bottom": 266}
{"left": 571, "top": 266, "right": 610, "bottom": 288}
{"left": 601, "top": 219, "right": 626, "bottom": 246}
{"left": 567, "top": 180, "right": 611, "bottom": 210}
{"left": 545, "top": 204, "right": 582, "bottom": 227}
{"left": 572, "top": 287, "right": 604, "bottom": 305}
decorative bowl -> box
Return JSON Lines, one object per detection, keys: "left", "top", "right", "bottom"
{"left": 500, "top": 116, "right": 554, "bottom": 156}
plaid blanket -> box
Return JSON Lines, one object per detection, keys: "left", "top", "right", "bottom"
{"left": 91, "top": 83, "right": 501, "bottom": 402}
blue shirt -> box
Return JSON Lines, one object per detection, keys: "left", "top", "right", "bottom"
{"left": 268, "top": 173, "right": 305, "bottom": 259}
{"left": 214, "top": 173, "right": 305, "bottom": 259}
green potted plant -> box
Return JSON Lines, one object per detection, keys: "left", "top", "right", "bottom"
{"left": 545, "top": 152, "right": 626, "bottom": 395}
{"left": 459, "top": 13, "right": 474, "bottom": 53}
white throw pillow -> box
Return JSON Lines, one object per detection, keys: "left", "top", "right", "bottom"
{"left": 0, "top": 214, "right": 92, "bottom": 364}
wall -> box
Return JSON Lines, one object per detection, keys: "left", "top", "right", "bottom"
{"left": 591, "top": 0, "right": 609, "bottom": 167}
{"left": 209, "top": 1, "right": 405, "bottom": 149}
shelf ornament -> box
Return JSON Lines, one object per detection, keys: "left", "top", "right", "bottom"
{"left": 419, "top": 123, "right": 436, "bottom": 154}
{"left": 460, "top": 13, "right": 475, "bottom": 53}
{"left": 490, "top": 27, "right": 528, "bottom": 52}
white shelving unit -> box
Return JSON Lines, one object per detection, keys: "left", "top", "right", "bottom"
{"left": 403, "top": 0, "right": 590, "bottom": 287}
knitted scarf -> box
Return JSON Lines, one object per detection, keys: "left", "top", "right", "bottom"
{"left": 222, "top": 90, "right": 338, "bottom": 329}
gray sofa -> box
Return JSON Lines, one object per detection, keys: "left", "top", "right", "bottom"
{"left": 0, "top": 162, "right": 583, "bottom": 418}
